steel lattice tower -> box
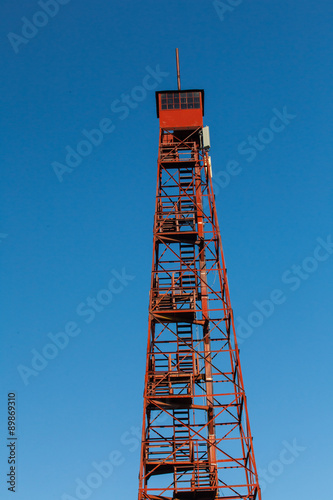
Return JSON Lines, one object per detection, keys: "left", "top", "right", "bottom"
{"left": 138, "top": 51, "right": 261, "bottom": 500}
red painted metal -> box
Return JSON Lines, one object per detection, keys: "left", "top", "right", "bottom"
{"left": 138, "top": 82, "right": 262, "bottom": 500}
{"left": 156, "top": 91, "right": 204, "bottom": 129}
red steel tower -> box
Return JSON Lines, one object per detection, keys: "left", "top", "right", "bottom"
{"left": 138, "top": 51, "right": 261, "bottom": 500}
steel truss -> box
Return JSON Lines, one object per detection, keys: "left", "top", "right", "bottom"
{"left": 138, "top": 126, "right": 262, "bottom": 500}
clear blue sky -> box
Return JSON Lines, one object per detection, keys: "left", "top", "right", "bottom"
{"left": 1, "top": 1, "right": 332, "bottom": 499}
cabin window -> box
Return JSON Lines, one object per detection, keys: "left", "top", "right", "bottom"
{"left": 160, "top": 92, "right": 201, "bottom": 111}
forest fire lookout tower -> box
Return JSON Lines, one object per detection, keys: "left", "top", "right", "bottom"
{"left": 138, "top": 50, "right": 262, "bottom": 500}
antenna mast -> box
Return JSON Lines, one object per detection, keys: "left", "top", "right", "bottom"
{"left": 176, "top": 48, "right": 181, "bottom": 90}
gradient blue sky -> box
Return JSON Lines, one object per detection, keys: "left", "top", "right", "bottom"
{"left": 1, "top": 1, "right": 332, "bottom": 499}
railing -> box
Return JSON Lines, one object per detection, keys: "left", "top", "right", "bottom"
{"left": 160, "top": 143, "right": 197, "bottom": 163}
{"left": 151, "top": 289, "right": 196, "bottom": 312}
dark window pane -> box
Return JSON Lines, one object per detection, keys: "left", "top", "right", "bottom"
{"left": 181, "top": 103, "right": 187, "bottom": 109}
{"left": 181, "top": 98, "right": 187, "bottom": 103}
{"left": 188, "top": 103, "right": 193, "bottom": 109}
{"left": 187, "top": 92, "right": 193, "bottom": 98}
{"left": 194, "top": 92, "right": 200, "bottom": 97}
{"left": 174, "top": 103, "right": 180, "bottom": 109}
{"left": 161, "top": 104, "right": 167, "bottom": 109}
{"left": 194, "top": 103, "right": 200, "bottom": 108}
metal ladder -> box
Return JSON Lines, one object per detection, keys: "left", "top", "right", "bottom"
{"left": 173, "top": 408, "right": 192, "bottom": 463}
{"left": 176, "top": 323, "right": 194, "bottom": 373}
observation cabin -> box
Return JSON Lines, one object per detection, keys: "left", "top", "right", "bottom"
{"left": 155, "top": 89, "right": 205, "bottom": 129}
